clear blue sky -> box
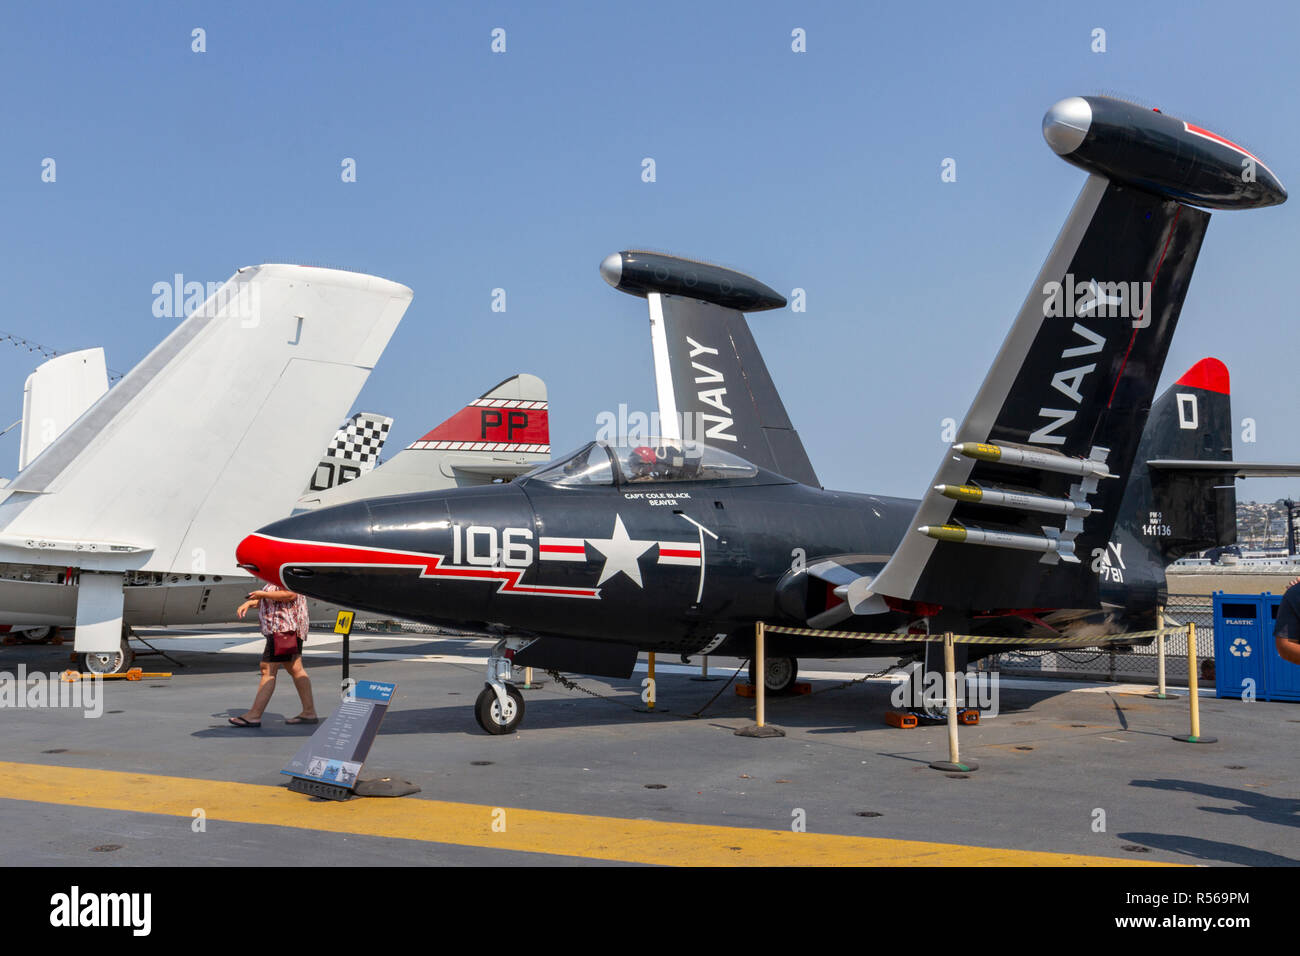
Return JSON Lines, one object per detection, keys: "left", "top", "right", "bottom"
{"left": 1, "top": 0, "right": 1297, "bottom": 502}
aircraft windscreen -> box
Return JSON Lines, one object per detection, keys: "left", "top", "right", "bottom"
{"left": 609, "top": 439, "right": 758, "bottom": 483}
{"left": 528, "top": 442, "right": 614, "bottom": 487}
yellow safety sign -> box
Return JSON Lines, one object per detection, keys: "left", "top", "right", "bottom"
{"left": 333, "top": 611, "right": 354, "bottom": 635}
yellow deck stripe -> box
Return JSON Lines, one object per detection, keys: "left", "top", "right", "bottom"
{"left": 0, "top": 760, "right": 1170, "bottom": 866}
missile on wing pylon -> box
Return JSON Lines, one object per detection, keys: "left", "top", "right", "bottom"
{"left": 1042, "top": 96, "right": 1286, "bottom": 210}
{"left": 934, "top": 483, "right": 1097, "bottom": 517}
{"left": 953, "top": 442, "right": 1113, "bottom": 479}
{"left": 917, "top": 524, "right": 1080, "bottom": 563}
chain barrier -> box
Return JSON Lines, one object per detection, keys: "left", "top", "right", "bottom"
{"left": 761, "top": 623, "right": 1184, "bottom": 646}
{"left": 543, "top": 654, "right": 921, "bottom": 718}
{"left": 543, "top": 669, "right": 646, "bottom": 711}
{"left": 528, "top": 625, "right": 1190, "bottom": 718}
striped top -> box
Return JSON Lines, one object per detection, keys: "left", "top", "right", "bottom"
{"left": 258, "top": 584, "right": 305, "bottom": 636}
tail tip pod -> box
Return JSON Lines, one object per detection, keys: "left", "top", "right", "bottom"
{"left": 1043, "top": 95, "right": 1286, "bottom": 209}
{"left": 599, "top": 250, "right": 786, "bottom": 313}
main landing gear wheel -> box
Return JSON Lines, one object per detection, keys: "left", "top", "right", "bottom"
{"left": 82, "top": 639, "right": 134, "bottom": 676}
{"left": 475, "top": 683, "right": 525, "bottom": 735}
{"left": 750, "top": 656, "right": 798, "bottom": 695}
{"left": 15, "top": 626, "right": 53, "bottom": 645}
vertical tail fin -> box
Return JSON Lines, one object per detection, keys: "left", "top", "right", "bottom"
{"left": 600, "top": 251, "right": 820, "bottom": 487}
{"left": 296, "top": 374, "right": 550, "bottom": 509}
{"left": 1118, "top": 358, "right": 1236, "bottom": 565}
{"left": 19, "top": 348, "right": 109, "bottom": 472}
{"left": 304, "top": 412, "right": 394, "bottom": 494}
{"left": 407, "top": 373, "right": 549, "bottom": 454}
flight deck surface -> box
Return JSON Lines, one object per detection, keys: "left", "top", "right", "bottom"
{"left": 1, "top": 627, "right": 1295, "bottom": 867}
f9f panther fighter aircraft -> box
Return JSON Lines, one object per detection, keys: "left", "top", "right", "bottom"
{"left": 239, "top": 96, "right": 1290, "bottom": 733}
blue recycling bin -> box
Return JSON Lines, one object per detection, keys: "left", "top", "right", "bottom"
{"left": 1211, "top": 592, "right": 1300, "bottom": 702}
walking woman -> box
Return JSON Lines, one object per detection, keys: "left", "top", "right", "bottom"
{"left": 229, "top": 584, "right": 317, "bottom": 727}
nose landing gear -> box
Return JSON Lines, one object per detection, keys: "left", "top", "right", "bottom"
{"left": 475, "top": 683, "right": 525, "bottom": 734}
{"left": 475, "top": 637, "right": 531, "bottom": 734}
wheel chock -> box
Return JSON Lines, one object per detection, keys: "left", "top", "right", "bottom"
{"left": 885, "top": 711, "right": 919, "bottom": 729}
{"left": 959, "top": 709, "right": 980, "bottom": 726}
{"left": 790, "top": 681, "right": 812, "bottom": 695}
{"left": 61, "top": 668, "right": 172, "bottom": 682}
{"left": 736, "top": 682, "right": 756, "bottom": 698}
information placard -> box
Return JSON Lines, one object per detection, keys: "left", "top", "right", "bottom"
{"left": 281, "top": 680, "right": 395, "bottom": 793}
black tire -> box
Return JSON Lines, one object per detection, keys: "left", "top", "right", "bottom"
{"left": 82, "top": 639, "right": 135, "bottom": 676}
{"left": 474, "top": 683, "right": 525, "bottom": 735}
{"left": 15, "top": 626, "right": 53, "bottom": 645}
{"left": 749, "top": 656, "right": 798, "bottom": 695}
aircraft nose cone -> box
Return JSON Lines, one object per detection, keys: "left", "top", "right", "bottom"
{"left": 1043, "top": 96, "right": 1092, "bottom": 155}
{"left": 599, "top": 252, "right": 623, "bottom": 288}
{"left": 1261, "top": 167, "right": 1288, "bottom": 207}
{"left": 236, "top": 500, "right": 375, "bottom": 589}
{"left": 236, "top": 532, "right": 280, "bottom": 585}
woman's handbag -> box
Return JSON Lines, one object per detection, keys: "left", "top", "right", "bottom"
{"left": 272, "top": 631, "right": 299, "bottom": 655}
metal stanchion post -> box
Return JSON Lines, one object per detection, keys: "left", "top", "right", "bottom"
{"left": 1174, "top": 622, "right": 1217, "bottom": 744}
{"left": 736, "top": 622, "right": 784, "bottom": 737}
{"left": 930, "top": 632, "right": 978, "bottom": 772}
{"left": 1146, "top": 605, "right": 1173, "bottom": 699}
{"left": 690, "top": 654, "right": 719, "bottom": 682}
{"left": 635, "top": 650, "right": 667, "bottom": 712}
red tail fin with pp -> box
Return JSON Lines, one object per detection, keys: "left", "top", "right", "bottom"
{"left": 407, "top": 373, "right": 549, "bottom": 453}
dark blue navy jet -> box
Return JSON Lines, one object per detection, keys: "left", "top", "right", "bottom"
{"left": 239, "top": 97, "right": 1293, "bottom": 733}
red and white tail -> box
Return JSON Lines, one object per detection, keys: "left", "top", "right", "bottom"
{"left": 407, "top": 373, "right": 549, "bottom": 454}
{"left": 295, "top": 374, "right": 550, "bottom": 510}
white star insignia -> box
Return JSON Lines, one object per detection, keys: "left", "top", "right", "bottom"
{"left": 586, "top": 514, "right": 655, "bottom": 588}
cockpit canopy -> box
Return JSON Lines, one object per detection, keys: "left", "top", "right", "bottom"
{"left": 525, "top": 438, "right": 759, "bottom": 487}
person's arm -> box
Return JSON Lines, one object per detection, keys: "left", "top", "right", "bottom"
{"left": 1275, "top": 587, "right": 1300, "bottom": 665}
{"left": 248, "top": 589, "right": 300, "bottom": 602}
{"left": 1277, "top": 632, "right": 1300, "bottom": 666}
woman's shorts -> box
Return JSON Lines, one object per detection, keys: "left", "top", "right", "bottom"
{"left": 262, "top": 632, "right": 304, "bottom": 663}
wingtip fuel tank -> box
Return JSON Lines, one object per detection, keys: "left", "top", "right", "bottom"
{"left": 599, "top": 250, "right": 787, "bottom": 312}
{"left": 1043, "top": 95, "right": 1286, "bottom": 209}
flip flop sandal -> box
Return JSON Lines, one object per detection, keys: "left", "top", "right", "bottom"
{"left": 228, "top": 716, "right": 261, "bottom": 728}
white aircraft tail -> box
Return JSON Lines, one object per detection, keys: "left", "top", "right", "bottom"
{"left": 19, "top": 348, "right": 109, "bottom": 472}
{"left": 0, "top": 264, "right": 412, "bottom": 651}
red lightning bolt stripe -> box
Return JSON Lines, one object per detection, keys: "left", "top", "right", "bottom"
{"left": 239, "top": 533, "right": 601, "bottom": 599}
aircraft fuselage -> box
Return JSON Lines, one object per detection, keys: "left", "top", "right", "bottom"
{"left": 241, "top": 466, "right": 922, "bottom": 656}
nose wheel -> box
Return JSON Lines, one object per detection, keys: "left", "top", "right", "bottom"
{"left": 475, "top": 683, "right": 525, "bottom": 735}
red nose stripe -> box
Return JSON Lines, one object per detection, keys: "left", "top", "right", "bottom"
{"left": 237, "top": 533, "right": 601, "bottom": 599}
